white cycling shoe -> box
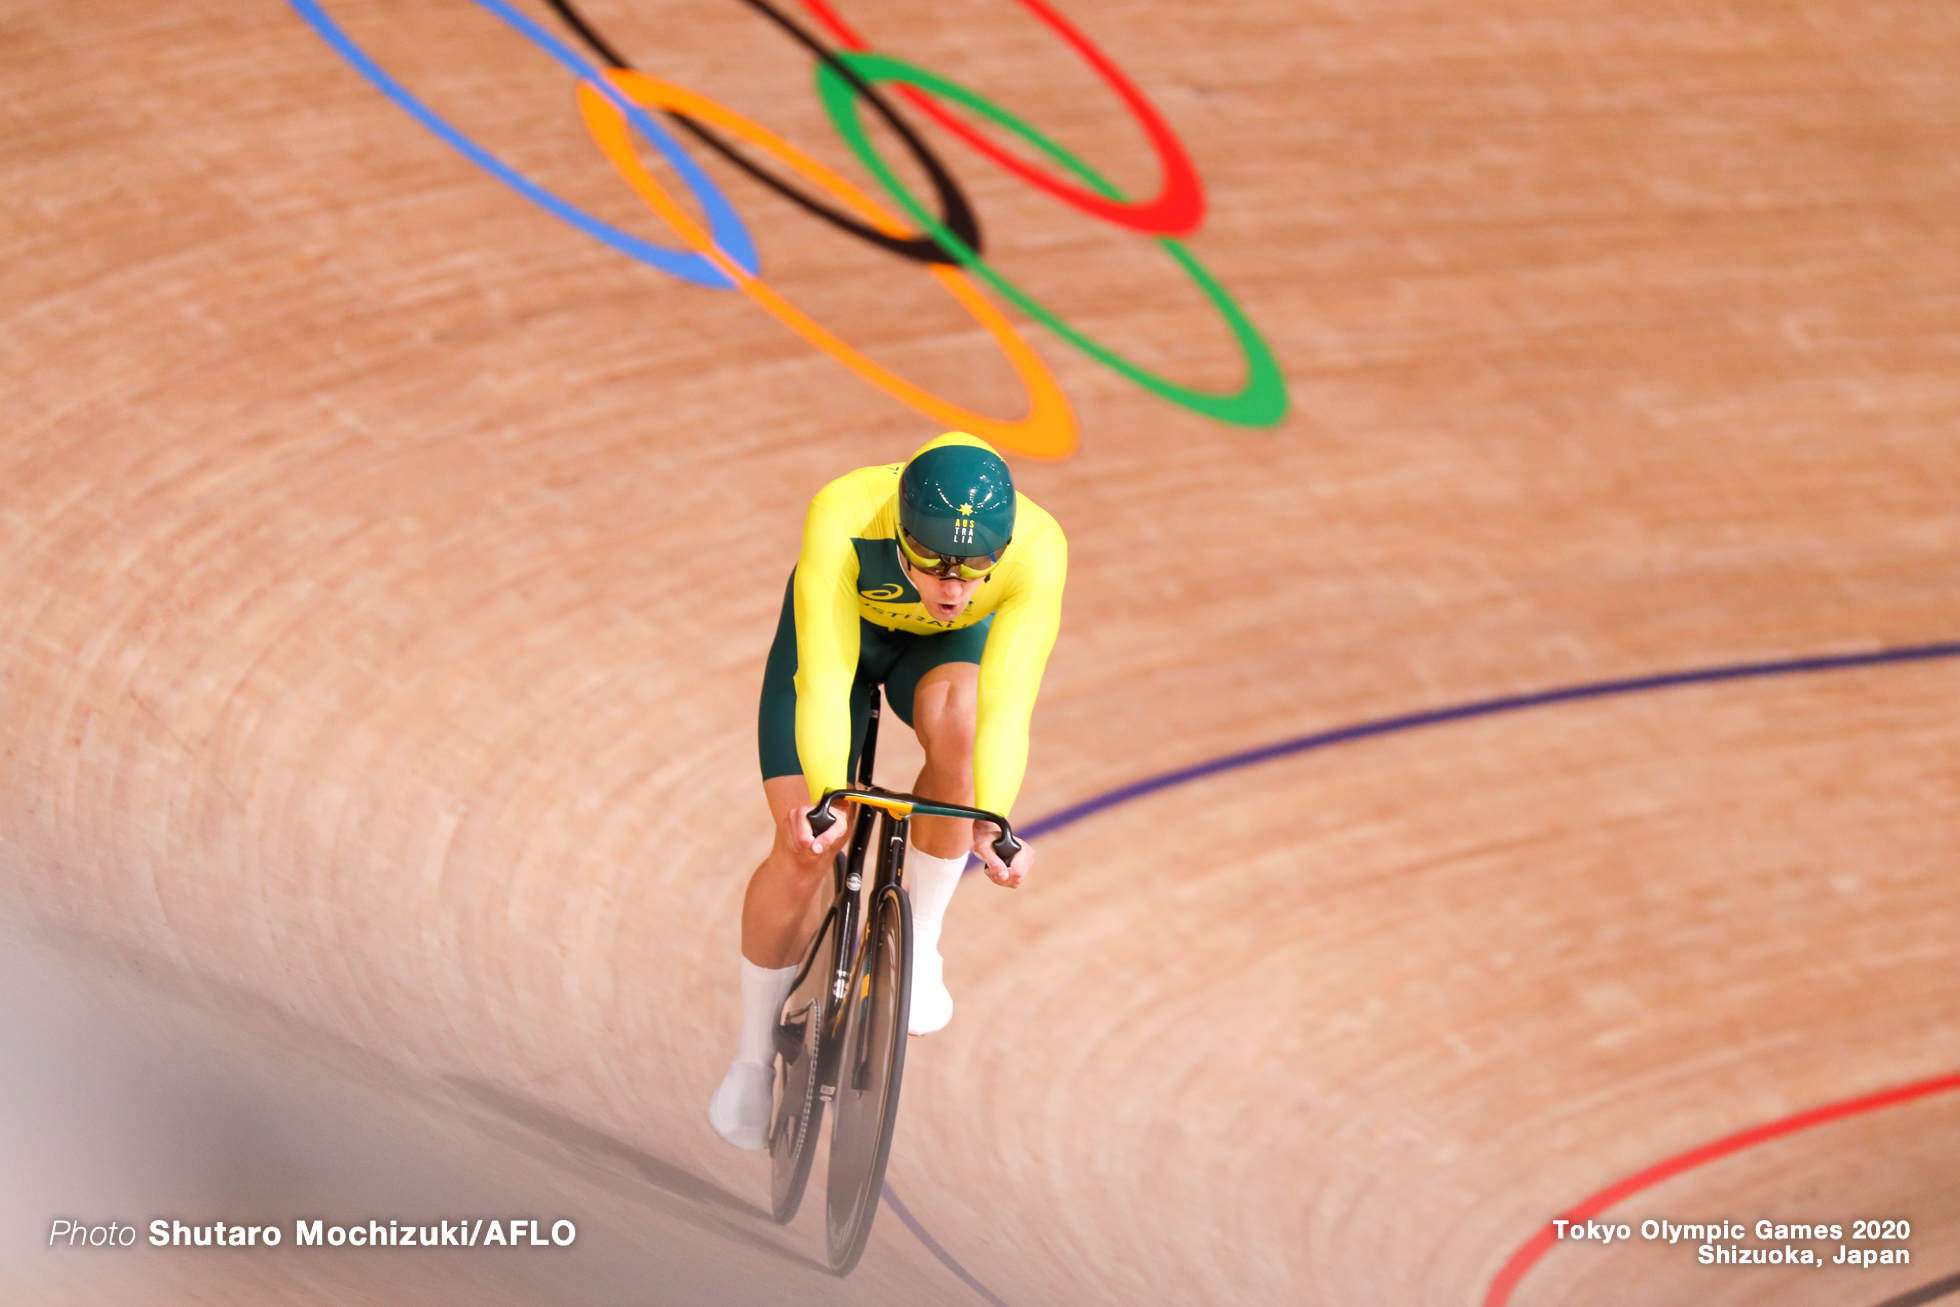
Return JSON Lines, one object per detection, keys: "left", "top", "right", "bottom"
{"left": 707, "top": 1059, "right": 774, "bottom": 1149}
{"left": 908, "top": 947, "right": 953, "bottom": 1036}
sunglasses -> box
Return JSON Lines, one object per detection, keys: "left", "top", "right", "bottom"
{"left": 897, "top": 529, "right": 1006, "bottom": 580}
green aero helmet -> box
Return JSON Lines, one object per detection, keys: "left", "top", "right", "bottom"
{"left": 899, "top": 442, "right": 1016, "bottom": 561}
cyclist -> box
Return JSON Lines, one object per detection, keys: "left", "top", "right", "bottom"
{"left": 709, "top": 431, "right": 1066, "bottom": 1148}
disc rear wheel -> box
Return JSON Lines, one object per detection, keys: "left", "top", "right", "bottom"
{"left": 769, "top": 906, "right": 840, "bottom": 1222}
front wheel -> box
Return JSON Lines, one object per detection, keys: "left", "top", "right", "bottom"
{"left": 824, "top": 884, "right": 912, "bottom": 1274}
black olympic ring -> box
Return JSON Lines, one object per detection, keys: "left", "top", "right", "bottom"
{"left": 542, "top": 0, "right": 983, "bottom": 266}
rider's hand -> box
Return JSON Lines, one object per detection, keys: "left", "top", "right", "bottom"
{"left": 784, "top": 797, "right": 851, "bottom": 859}
{"left": 973, "top": 823, "right": 1033, "bottom": 888}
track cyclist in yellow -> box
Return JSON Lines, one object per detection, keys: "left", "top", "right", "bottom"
{"left": 710, "top": 432, "right": 1066, "bottom": 1148}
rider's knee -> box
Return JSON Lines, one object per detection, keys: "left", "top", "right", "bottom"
{"left": 915, "top": 692, "right": 976, "bottom": 771}
{"left": 921, "top": 729, "right": 974, "bottom": 790}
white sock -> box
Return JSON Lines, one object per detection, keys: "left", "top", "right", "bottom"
{"left": 734, "top": 957, "right": 798, "bottom": 1067}
{"left": 905, "top": 842, "right": 966, "bottom": 956}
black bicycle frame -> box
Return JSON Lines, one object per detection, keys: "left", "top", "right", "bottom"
{"left": 802, "top": 689, "right": 1023, "bottom": 1099}
{"left": 814, "top": 691, "right": 899, "bottom": 1100}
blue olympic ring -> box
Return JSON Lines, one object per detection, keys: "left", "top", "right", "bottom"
{"left": 286, "top": 0, "right": 759, "bottom": 290}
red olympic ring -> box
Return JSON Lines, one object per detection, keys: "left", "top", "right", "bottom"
{"left": 795, "top": 0, "right": 1206, "bottom": 236}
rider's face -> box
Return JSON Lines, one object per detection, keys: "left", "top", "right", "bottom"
{"left": 903, "top": 557, "right": 984, "bottom": 622}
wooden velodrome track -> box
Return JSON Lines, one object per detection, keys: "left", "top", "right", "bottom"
{"left": 4, "top": 0, "right": 1958, "bottom": 1302}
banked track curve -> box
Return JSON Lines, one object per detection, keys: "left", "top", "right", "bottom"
{"left": 884, "top": 637, "right": 1960, "bottom": 1303}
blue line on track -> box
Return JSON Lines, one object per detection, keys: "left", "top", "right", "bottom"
{"left": 890, "top": 638, "right": 1960, "bottom": 1303}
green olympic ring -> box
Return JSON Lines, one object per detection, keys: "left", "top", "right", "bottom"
{"left": 817, "top": 50, "right": 1288, "bottom": 429}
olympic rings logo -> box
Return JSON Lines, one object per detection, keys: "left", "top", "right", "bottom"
{"left": 288, "top": 0, "right": 1289, "bottom": 458}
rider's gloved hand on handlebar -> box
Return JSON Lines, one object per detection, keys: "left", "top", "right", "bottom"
{"left": 973, "top": 822, "right": 1033, "bottom": 888}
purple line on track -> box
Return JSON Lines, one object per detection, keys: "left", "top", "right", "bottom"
{"left": 1020, "top": 640, "right": 1960, "bottom": 839}
{"left": 893, "top": 638, "right": 1960, "bottom": 1303}
{"left": 881, "top": 1183, "right": 1013, "bottom": 1307}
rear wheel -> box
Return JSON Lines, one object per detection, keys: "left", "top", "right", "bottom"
{"left": 824, "top": 884, "right": 912, "bottom": 1274}
{"left": 769, "top": 904, "right": 840, "bottom": 1222}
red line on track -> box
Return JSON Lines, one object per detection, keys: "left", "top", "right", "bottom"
{"left": 1483, "top": 1070, "right": 1960, "bottom": 1306}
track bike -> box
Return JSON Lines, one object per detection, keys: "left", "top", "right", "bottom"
{"left": 766, "top": 689, "right": 1022, "bottom": 1274}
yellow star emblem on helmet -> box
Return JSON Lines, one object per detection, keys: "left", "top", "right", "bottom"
{"left": 959, "top": 502, "right": 973, "bottom": 515}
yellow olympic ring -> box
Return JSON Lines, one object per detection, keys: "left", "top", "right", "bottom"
{"left": 576, "top": 69, "right": 1078, "bottom": 460}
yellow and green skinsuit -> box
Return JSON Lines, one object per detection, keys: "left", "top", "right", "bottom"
{"left": 792, "top": 433, "right": 1066, "bottom": 816}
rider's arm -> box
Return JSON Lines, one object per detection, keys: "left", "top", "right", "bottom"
{"left": 791, "top": 495, "right": 864, "bottom": 804}
{"left": 971, "top": 524, "right": 1067, "bottom": 817}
